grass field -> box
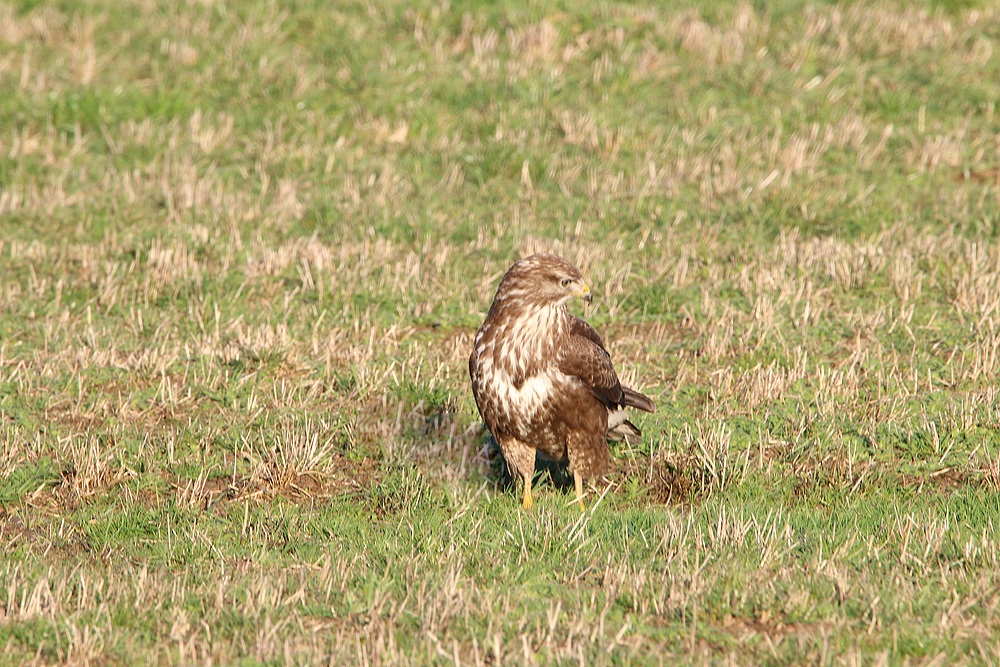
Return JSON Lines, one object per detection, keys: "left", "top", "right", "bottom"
{"left": 3, "top": 0, "right": 1000, "bottom": 664}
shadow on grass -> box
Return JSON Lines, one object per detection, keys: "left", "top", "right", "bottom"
{"left": 484, "top": 432, "right": 696, "bottom": 505}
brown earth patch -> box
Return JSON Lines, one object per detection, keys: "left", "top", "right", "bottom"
{"left": 899, "top": 466, "right": 978, "bottom": 493}
{"left": 0, "top": 511, "right": 40, "bottom": 546}
{"left": 953, "top": 167, "right": 1000, "bottom": 185}
{"left": 171, "top": 450, "right": 383, "bottom": 509}
{"left": 721, "top": 612, "right": 833, "bottom": 641}
{"left": 614, "top": 457, "right": 696, "bottom": 505}
{"left": 616, "top": 453, "right": 984, "bottom": 508}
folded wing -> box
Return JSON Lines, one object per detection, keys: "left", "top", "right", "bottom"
{"left": 560, "top": 316, "right": 655, "bottom": 414}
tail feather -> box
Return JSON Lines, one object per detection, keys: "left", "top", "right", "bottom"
{"left": 621, "top": 386, "right": 655, "bottom": 413}
{"left": 607, "top": 418, "right": 642, "bottom": 445}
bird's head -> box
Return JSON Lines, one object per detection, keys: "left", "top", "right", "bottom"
{"left": 500, "top": 254, "right": 592, "bottom": 307}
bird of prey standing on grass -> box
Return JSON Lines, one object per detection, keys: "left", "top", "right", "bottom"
{"left": 469, "top": 254, "right": 655, "bottom": 511}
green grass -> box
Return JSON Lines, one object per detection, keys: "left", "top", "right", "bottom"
{"left": 3, "top": 0, "right": 1000, "bottom": 664}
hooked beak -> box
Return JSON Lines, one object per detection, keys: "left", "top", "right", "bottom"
{"left": 578, "top": 283, "right": 592, "bottom": 303}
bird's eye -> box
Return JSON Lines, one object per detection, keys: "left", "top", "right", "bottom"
{"left": 560, "top": 278, "right": 571, "bottom": 287}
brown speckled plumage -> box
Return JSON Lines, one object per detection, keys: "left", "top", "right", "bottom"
{"left": 468, "top": 254, "right": 655, "bottom": 510}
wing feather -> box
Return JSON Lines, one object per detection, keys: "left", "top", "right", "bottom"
{"left": 561, "top": 316, "right": 655, "bottom": 413}
{"left": 569, "top": 316, "right": 605, "bottom": 348}
{"left": 558, "top": 324, "right": 626, "bottom": 408}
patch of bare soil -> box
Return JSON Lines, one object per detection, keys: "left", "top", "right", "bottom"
{"left": 720, "top": 611, "right": 833, "bottom": 641}
{"left": 791, "top": 456, "right": 983, "bottom": 498}
{"left": 954, "top": 167, "right": 1000, "bottom": 185}
{"left": 0, "top": 506, "right": 97, "bottom": 559}
{"left": 172, "top": 450, "right": 385, "bottom": 510}
{"left": 43, "top": 374, "right": 200, "bottom": 433}
{"left": 615, "top": 457, "right": 696, "bottom": 505}
{"left": 0, "top": 511, "right": 40, "bottom": 546}
{"left": 616, "top": 453, "right": 986, "bottom": 508}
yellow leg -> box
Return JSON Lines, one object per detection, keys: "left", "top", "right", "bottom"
{"left": 522, "top": 476, "right": 534, "bottom": 510}
{"left": 575, "top": 474, "right": 586, "bottom": 512}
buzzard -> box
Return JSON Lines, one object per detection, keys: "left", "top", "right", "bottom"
{"left": 469, "top": 254, "right": 655, "bottom": 511}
